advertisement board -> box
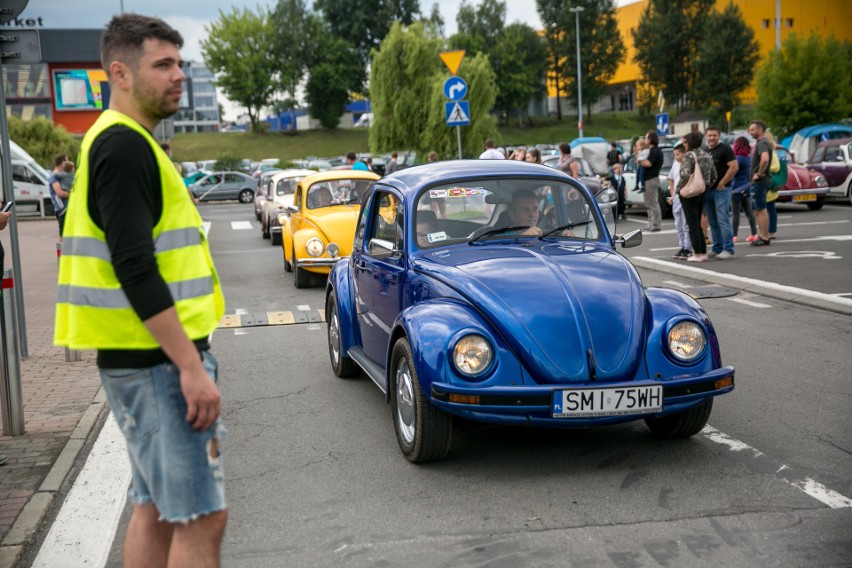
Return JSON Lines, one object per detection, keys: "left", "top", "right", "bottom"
{"left": 52, "top": 69, "right": 108, "bottom": 111}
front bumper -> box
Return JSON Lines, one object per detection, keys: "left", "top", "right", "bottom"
{"left": 430, "top": 366, "right": 734, "bottom": 427}
{"left": 776, "top": 188, "right": 827, "bottom": 200}
{"left": 295, "top": 256, "right": 348, "bottom": 268}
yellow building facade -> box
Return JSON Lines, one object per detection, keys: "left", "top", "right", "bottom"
{"left": 549, "top": 0, "right": 852, "bottom": 112}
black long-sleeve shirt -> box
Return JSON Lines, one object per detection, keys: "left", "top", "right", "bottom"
{"left": 87, "top": 125, "right": 207, "bottom": 368}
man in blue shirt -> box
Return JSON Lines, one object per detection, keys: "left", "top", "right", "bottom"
{"left": 348, "top": 151, "right": 368, "bottom": 171}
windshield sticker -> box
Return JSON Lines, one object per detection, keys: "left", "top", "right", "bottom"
{"left": 446, "top": 187, "right": 486, "bottom": 197}
{"left": 427, "top": 231, "right": 448, "bottom": 243}
{"left": 429, "top": 189, "right": 448, "bottom": 198}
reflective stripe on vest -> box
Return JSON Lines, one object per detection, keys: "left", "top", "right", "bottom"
{"left": 57, "top": 276, "right": 214, "bottom": 309}
{"left": 61, "top": 227, "right": 203, "bottom": 261}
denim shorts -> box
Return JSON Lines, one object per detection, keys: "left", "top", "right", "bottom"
{"left": 99, "top": 350, "right": 226, "bottom": 523}
{"left": 751, "top": 180, "right": 771, "bottom": 210}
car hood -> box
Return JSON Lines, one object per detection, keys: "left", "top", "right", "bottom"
{"left": 414, "top": 243, "right": 646, "bottom": 383}
{"left": 305, "top": 206, "right": 360, "bottom": 252}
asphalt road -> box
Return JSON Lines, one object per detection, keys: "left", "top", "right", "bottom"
{"left": 98, "top": 201, "right": 851, "bottom": 567}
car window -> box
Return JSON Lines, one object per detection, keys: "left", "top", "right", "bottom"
{"left": 225, "top": 173, "right": 241, "bottom": 183}
{"left": 12, "top": 165, "right": 29, "bottom": 183}
{"left": 306, "top": 182, "right": 335, "bottom": 209}
{"left": 811, "top": 147, "right": 825, "bottom": 162}
{"left": 414, "top": 178, "right": 603, "bottom": 248}
{"left": 776, "top": 147, "right": 790, "bottom": 161}
{"left": 201, "top": 175, "right": 221, "bottom": 186}
{"left": 276, "top": 177, "right": 299, "bottom": 196}
{"left": 368, "top": 192, "right": 403, "bottom": 251}
{"left": 825, "top": 148, "right": 841, "bottom": 162}
{"left": 353, "top": 195, "right": 369, "bottom": 250}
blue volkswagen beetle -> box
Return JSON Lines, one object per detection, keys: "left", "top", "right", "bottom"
{"left": 326, "top": 160, "right": 734, "bottom": 462}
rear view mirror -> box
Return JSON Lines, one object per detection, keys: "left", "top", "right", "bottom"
{"left": 619, "top": 229, "right": 642, "bottom": 248}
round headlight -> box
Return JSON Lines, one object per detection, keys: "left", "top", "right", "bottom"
{"left": 453, "top": 334, "right": 493, "bottom": 376}
{"left": 667, "top": 321, "right": 706, "bottom": 361}
{"left": 814, "top": 175, "right": 827, "bottom": 188}
{"left": 305, "top": 238, "right": 324, "bottom": 257}
{"left": 326, "top": 242, "right": 340, "bottom": 258}
{"left": 277, "top": 213, "right": 288, "bottom": 225}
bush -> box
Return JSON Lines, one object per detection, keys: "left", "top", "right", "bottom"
{"left": 213, "top": 156, "right": 244, "bottom": 171}
{"left": 7, "top": 116, "right": 80, "bottom": 168}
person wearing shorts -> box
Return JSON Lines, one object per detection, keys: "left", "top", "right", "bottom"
{"left": 748, "top": 120, "right": 773, "bottom": 246}
{"left": 54, "top": 14, "right": 228, "bottom": 567}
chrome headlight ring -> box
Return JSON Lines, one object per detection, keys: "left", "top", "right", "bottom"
{"left": 666, "top": 320, "right": 707, "bottom": 363}
{"left": 452, "top": 334, "right": 494, "bottom": 377}
{"left": 305, "top": 238, "right": 324, "bottom": 257}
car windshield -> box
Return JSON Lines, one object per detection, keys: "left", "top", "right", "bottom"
{"left": 306, "top": 178, "right": 373, "bottom": 209}
{"left": 275, "top": 177, "right": 303, "bottom": 196}
{"left": 414, "top": 178, "right": 605, "bottom": 248}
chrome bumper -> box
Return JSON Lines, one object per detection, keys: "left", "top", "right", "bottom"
{"left": 296, "top": 256, "right": 348, "bottom": 268}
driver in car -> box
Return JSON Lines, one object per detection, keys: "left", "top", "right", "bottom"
{"left": 312, "top": 186, "right": 333, "bottom": 208}
{"left": 506, "top": 189, "right": 544, "bottom": 236}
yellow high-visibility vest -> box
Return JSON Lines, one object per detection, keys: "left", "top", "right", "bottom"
{"left": 54, "top": 110, "right": 225, "bottom": 349}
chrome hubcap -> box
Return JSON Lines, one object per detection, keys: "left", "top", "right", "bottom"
{"left": 395, "top": 358, "right": 415, "bottom": 444}
{"left": 329, "top": 312, "right": 340, "bottom": 365}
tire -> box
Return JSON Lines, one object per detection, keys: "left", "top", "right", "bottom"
{"left": 326, "top": 293, "right": 359, "bottom": 378}
{"left": 294, "top": 246, "right": 311, "bottom": 288}
{"left": 645, "top": 398, "right": 713, "bottom": 439}
{"left": 806, "top": 198, "right": 824, "bottom": 211}
{"left": 42, "top": 199, "right": 55, "bottom": 216}
{"left": 390, "top": 338, "right": 452, "bottom": 463}
{"left": 238, "top": 189, "right": 254, "bottom": 203}
{"left": 261, "top": 218, "right": 270, "bottom": 239}
{"left": 271, "top": 231, "right": 282, "bottom": 246}
{"left": 283, "top": 248, "right": 292, "bottom": 272}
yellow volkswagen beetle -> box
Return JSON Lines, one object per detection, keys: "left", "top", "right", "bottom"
{"left": 282, "top": 169, "right": 380, "bottom": 288}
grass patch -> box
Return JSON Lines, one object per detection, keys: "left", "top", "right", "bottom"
{"left": 172, "top": 111, "right": 657, "bottom": 163}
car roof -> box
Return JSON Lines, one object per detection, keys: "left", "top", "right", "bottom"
{"left": 815, "top": 137, "right": 852, "bottom": 148}
{"left": 269, "top": 169, "right": 316, "bottom": 181}
{"left": 298, "top": 169, "right": 381, "bottom": 186}
{"left": 382, "top": 159, "right": 572, "bottom": 196}
{"left": 793, "top": 123, "right": 852, "bottom": 138}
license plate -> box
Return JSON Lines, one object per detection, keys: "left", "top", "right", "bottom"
{"left": 552, "top": 385, "right": 663, "bottom": 418}
{"left": 793, "top": 194, "right": 816, "bottom": 202}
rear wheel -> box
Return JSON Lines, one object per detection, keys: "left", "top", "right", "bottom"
{"left": 390, "top": 338, "right": 452, "bottom": 463}
{"left": 42, "top": 199, "right": 55, "bottom": 216}
{"left": 645, "top": 398, "right": 713, "bottom": 438}
{"left": 238, "top": 189, "right": 254, "bottom": 203}
{"left": 326, "top": 293, "right": 359, "bottom": 378}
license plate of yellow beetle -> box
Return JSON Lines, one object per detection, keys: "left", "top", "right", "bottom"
{"left": 552, "top": 385, "right": 662, "bottom": 417}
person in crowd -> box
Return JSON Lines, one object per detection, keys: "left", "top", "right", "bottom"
{"left": 479, "top": 139, "right": 505, "bottom": 160}
{"left": 676, "top": 131, "right": 717, "bottom": 262}
{"left": 608, "top": 163, "right": 627, "bottom": 221}
{"left": 633, "top": 138, "right": 649, "bottom": 193}
{"left": 730, "top": 136, "right": 758, "bottom": 242}
{"left": 704, "top": 125, "right": 737, "bottom": 259}
{"left": 556, "top": 142, "right": 580, "bottom": 178}
{"left": 49, "top": 153, "right": 71, "bottom": 236}
{"left": 385, "top": 152, "right": 399, "bottom": 175}
{"left": 606, "top": 141, "right": 623, "bottom": 169}
{"left": 347, "top": 151, "right": 369, "bottom": 171}
{"left": 763, "top": 131, "right": 782, "bottom": 240}
{"left": 667, "top": 143, "right": 692, "bottom": 260}
{"left": 54, "top": 14, "right": 228, "bottom": 566}
{"left": 427, "top": 151, "right": 439, "bottom": 163}
{"left": 639, "top": 131, "right": 664, "bottom": 232}
{"left": 747, "top": 120, "right": 773, "bottom": 246}
{"left": 526, "top": 148, "right": 542, "bottom": 164}
{"left": 512, "top": 147, "right": 527, "bottom": 161}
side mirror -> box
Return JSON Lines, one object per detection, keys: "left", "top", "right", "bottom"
{"left": 369, "top": 238, "right": 399, "bottom": 258}
{"left": 619, "top": 228, "right": 643, "bottom": 248}
{"left": 286, "top": 204, "right": 299, "bottom": 214}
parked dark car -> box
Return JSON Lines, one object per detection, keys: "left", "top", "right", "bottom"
{"left": 775, "top": 146, "right": 828, "bottom": 210}
{"left": 805, "top": 138, "right": 852, "bottom": 205}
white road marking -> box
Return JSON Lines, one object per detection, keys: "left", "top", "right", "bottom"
{"left": 235, "top": 308, "right": 249, "bottom": 315}
{"left": 745, "top": 250, "right": 842, "bottom": 260}
{"left": 32, "top": 415, "right": 130, "bottom": 568}
{"left": 649, "top": 234, "right": 852, "bottom": 252}
{"left": 235, "top": 329, "right": 248, "bottom": 335}
{"left": 702, "top": 426, "right": 852, "bottom": 509}
{"left": 831, "top": 292, "right": 852, "bottom": 297}
{"left": 633, "top": 257, "right": 852, "bottom": 309}
{"left": 728, "top": 297, "right": 772, "bottom": 308}
{"left": 663, "top": 280, "right": 693, "bottom": 288}
{"left": 296, "top": 305, "right": 311, "bottom": 311}
{"left": 230, "top": 221, "right": 253, "bottom": 230}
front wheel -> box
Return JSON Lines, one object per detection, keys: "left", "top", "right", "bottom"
{"left": 644, "top": 398, "right": 713, "bottom": 438}
{"left": 326, "top": 293, "right": 359, "bottom": 378}
{"left": 271, "top": 231, "right": 282, "bottom": 246}
{"left": 390, "top": 338, "right": 452, "bottom": 463}
{"left": 294, "top": 247, "right": 311, "bottom": 288}
{"left": 238, "top": 189, "right": 254, "bottom": 203}
{"left": 806, "top": 198, "right": 824, "bottom": 211}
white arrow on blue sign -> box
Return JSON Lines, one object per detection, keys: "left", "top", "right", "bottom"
{"left": 656, "top": 112, "right": 669, "bottom": 136}
{"left": 443, "top": 77, "right": 468, "bottom": 101}
{"left": 446, "top": 101, "right": 470, "bottom": 126}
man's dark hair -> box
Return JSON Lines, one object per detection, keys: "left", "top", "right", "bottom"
{"left": 101, "top": 13, "right": 183, "bottom": 75}
{"left": 683, "top": 131, "right": 704, "bottom": 151}
{"left": 484, "top": 138, "right": 495, "bottom": 149}
{"left": 510, "top": 188, "right": 537, "bottom": 206}
{"left": 645, "top": 131, "right": 659, "bottom": 146}
{"left": 391, "top": 152, "right": 398, "bottom": 158}
{"left": 346, "top": 151, "right": 357, "bottom": 161}
{"left": 54, "top": 153, "right": 68, "bottom": 167}
{"left": 673, "top": 143, "right": 685, "bottom": 152}
{"left": 706, "top": 125, "right": 722, "bottom": 134}
{"left": 749, "top": 119, "right": 766, "bottom": 132}
{"left": 559, "top": 142, "right": 571, "bottom": 154}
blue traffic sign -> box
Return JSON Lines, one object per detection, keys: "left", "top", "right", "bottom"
{"left": 443, "top": 77, "right": 468, "bottom": 101}
{"left": 446, "top": 101, "right": 470, "bottom": 126}
{"left": 656, "top": 113, "right": 669, "bottom": 136}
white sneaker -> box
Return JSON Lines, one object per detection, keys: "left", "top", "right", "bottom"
{"left": 707, "top": 251, "right": 718, "bottom": 259}
{"left": 716, "top": 251, "right": 734, "bottom": 260}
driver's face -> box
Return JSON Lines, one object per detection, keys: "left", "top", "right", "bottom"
{"left": 509, "top": 196, "right": 539, "bottom": 227}
{"left": 316, "top": 190, "right": 331, "bottom": 206}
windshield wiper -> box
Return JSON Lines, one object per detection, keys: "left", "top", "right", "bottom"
{"left": 468, "top": 225, "right": 531, "bottom": 244}
{"left": 538, "top": 220, "right": 593, "bottom": 239}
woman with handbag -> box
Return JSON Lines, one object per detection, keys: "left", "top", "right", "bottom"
{"left": 676, "top": 131, "right": 718, "bottom": 262}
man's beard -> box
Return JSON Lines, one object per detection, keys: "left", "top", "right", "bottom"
{"left": 133, "top": 82, "right": 179, "bottom": 122}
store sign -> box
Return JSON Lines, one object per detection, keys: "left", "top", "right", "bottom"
{"left": 53, "top": 69, "right": 108, "bottom": 111}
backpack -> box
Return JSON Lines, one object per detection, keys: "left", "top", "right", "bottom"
{"left": 770, "top": 152, "right": 787, "bottom": 189}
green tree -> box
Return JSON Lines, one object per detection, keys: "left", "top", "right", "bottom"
{"left": 450, "top": 0, "right": 506, "bottom": 54}
{"left": 421, "top": 53, "right": 499, "bottom": 158}
{"left": 270, "top": 0, "right": 312, "bottom": 103}
{"left": 315, "top": 0, "right": 421, "bottom": 71}
{"left": 537, "top": 0, "right": 570, "bottom": 120}
{"left": 632, "top": 0, "right": 714, "bottom": 114}
{"left": 491, "top": 23, "right": 546, "bottom": 127}
{"left": 422, "top": 2, "right": 445, "bottom": 37}
{"left": 7, "top": 116, "right": 80, "bottom": 168}
{"left": 756, "top": 33, "right": 852, "bottom": 138}
{"left": 305, "top": 34, "right": 364, "bottom": 128}
{"left": 202, "top": 7, "right": 278, "bottom": 131}
{"left": 693, "top": 3, "right": 760, "bottom": 117}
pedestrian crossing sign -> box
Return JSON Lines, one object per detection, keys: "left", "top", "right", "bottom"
{"left": 445, "top": 101, "right": 470, "bottom": 126}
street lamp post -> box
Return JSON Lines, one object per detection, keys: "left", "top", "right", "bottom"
{"left": 569, "top": 6, "right": 585, "bottom": 138}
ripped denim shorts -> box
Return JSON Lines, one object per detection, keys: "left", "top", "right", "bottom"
{"left": 99, "top": 350, "right": 227, "bottom": 523}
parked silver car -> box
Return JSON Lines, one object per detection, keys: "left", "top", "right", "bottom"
{"left": 189, "top": 171, "right": 257, "bottom": 203}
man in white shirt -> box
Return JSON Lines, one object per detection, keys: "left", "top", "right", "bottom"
{"left": 479, "top": 139, "right": 505, "bottom": 160}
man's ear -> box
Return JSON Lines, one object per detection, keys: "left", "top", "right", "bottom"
{"left": 109, "top": 61, "right": 131, "bottom": 89}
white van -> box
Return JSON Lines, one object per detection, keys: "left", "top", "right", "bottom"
{"left": 2, "top": 141, "right": 55, "bottom": 215}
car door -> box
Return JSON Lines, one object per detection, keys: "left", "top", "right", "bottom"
{"left": 222, "top": 173, "right": 241, "bottom": 199}
{"left": 353, "top": 189, "right": 405, "bottom": 367}
{"left": 821, "top": 146, "right": 850, "bottom": 197}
